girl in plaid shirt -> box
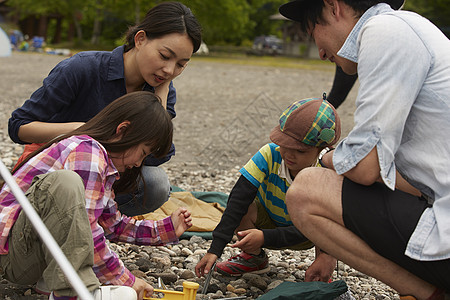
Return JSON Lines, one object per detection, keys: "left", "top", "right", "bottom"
{"left": 0, "top": 91, "right": 191, "bottom": 300}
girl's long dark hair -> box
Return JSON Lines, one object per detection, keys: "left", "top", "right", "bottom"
{"left": 12, "top": 91, "right": 173, "bottom": 194}
{"left": 124, "top": 1, "right": 202, "bottom": 53}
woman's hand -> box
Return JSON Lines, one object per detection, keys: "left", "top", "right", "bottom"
{"left": 154, "top": 81, "right": 170, "bottom": 109}
{"left": 170, "top": 207, "right": 192, "bottom": 237}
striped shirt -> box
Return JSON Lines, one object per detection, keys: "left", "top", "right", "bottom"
{"left": 0, "top": 135, "right": 178, "bottom": 286}
{"left": 240, "top": 143, "right": 292, "bottom": 227}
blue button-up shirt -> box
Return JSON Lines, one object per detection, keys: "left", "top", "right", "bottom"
{"left": 333, "top": 4, "right": 450, "bottom": 260}
{"left": 8, "top": 46, "right": 176, "bottom": 165}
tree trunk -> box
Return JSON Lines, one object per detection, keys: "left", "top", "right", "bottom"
{"left": 53, "top": 16, "right": 62, "bottom": 44}
{"left": 73, "top": 12, "right": 83, "bottom": 41}
{"left": 91, "top": 0, "right": 102, "bottom": 45}
{"left": 91, "top": 16, "right": 102, "bottom": 44}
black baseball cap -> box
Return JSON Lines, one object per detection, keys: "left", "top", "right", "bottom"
{"left": 279, "top": 0, "right": 405, "bottom": 23}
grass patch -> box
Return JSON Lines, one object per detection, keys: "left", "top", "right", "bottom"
{"left": 191, "top": 52, "right": 334, "bottom": 72}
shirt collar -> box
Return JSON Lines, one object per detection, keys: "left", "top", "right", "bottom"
{"left": 338, "top": 3, "right": 394, "bottom": 63}
{"left": 278, "top": 159, "right": 293, "bottom": 185}
{"left": 107, "top": 45, "right": 126, "bottom": 81}
{"left": 107, "top": 45, "right": 155, "bottom": 92}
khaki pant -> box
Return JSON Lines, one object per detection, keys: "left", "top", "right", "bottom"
{"left": 0, "top": 170, "right": 100, "bottom": 296}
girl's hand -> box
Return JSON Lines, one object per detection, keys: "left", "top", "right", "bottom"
{"left": 232, "top": 229, "right": 264, "bottom": 254}
{"left": 195, "top": 253, "right": 218, "bottom": 277}
{"left": 132, "top": 277, "right": 154, "bottom": 300}
{"left": 170, "top": 207, "right": 192, "bottom": 237}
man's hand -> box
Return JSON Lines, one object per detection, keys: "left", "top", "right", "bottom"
{"left": 170, "top": 207, "right": 192, "bottom": 237}
{"left": 232, "top": 229, "right": 264, "bottom": 254}
{"left": 132, "top": 277, "right": 154, "bottom": 300}
{"left": 305, "top": 252, "right": 337, "bottom": 282}
{"left": 195, "top": 253, "right": 218, "bottom": 277}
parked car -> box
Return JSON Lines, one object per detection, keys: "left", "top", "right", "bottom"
{"left": 249, "top": 35, "right": 283, "bottom": 56}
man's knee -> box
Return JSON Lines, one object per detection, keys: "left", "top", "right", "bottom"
{"left": 286, "top": 168, "right": 321, "bottom": 209}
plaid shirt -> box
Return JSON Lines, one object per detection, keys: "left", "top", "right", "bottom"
{"left": 0, "top": 135, "right": 178, "bottom": 286}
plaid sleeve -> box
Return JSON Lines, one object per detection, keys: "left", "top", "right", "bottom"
{"left": 64, "top": 140, "right": 135, "bottom": 286}
{"left": 99, "top": 211, "right": 179, "bottom": 246}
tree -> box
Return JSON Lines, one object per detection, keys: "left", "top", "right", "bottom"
{"left": 6, "top": 0, "right": 87, "bottom": 41}
{"left": 179, "top": 0, "right": 252, "bottom": 45}
{"left": 247, "top": 0, "right": 286, "bottom": 39}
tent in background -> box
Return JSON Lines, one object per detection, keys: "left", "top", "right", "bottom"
{"left": 0, "top": 26, "right": 11, "bottom": 57}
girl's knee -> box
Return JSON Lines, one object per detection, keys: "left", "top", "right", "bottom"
{"left": 31, "top": 170, "right": 86, "bottom": 210}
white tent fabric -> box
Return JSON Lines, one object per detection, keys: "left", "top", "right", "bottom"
{"left": 0, "top": 27, "right": 11, "bottom": 57}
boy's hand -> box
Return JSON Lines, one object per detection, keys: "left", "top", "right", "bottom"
{"left": 170, "top": 207, "right": 192, "bottom": 237}
{"left": 305, "top": 252, "right": 337, "bottom": 282}
{"left": 232, "top": 229, "right": 264, "bottom": 254}
{"left": 195, "top": 253, "right": 218, "bottom": 277}
{"left": 132, "top": 277, "right": 154, "bottom": 300}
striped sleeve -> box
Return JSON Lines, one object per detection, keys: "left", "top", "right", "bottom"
{"left": 240, "top": 143, "right": 273, "bottom": 187}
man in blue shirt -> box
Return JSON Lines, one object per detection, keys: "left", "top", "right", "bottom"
{"left": 279, "top": 0, "right": 450, "bottom": 299}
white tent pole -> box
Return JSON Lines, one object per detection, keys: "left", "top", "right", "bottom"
{"left": 0, "top": 161, "right": 94, "bottom": 300}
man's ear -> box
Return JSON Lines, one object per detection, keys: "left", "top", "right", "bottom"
{"left": 134, "top": 30, "right": 147, "bottom": 49}
{"left": 324, "top": 0, "right": 341, "bottom": 20}
{"left": 115, "top": 120, "right": 131, "bottom": 138}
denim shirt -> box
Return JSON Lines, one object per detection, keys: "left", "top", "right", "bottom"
{"left": 333, "top": 4, "right": 450, "bottom": 260}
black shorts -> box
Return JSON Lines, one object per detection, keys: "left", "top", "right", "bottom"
{"left": 342, "top": 177, "right": 450, "bottom": 291}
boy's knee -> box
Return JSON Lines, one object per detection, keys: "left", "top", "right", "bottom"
{"left": 242, "top": 201, "right": 258, "bottom": 224}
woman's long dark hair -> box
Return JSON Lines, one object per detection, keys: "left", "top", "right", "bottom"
{"left": 12, "top": 91, "right": 173, "bottom": 193}
{"left": 124, "top": 1, "right": 202, "bottom": 53}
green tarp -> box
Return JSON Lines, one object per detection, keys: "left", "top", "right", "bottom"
{"left": 257, "top": 280, "right": 348, "bottom": 300}
{"left": 171, "top": 186, "right": 228, "bottom": 240}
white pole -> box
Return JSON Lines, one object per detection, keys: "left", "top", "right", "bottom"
{"left": 0, "top": 161, "right": 94, "bottom": 300}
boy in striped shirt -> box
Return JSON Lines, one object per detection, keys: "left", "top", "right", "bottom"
{"left": 196, "top": 97, "right": 341, "bottom": 281}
